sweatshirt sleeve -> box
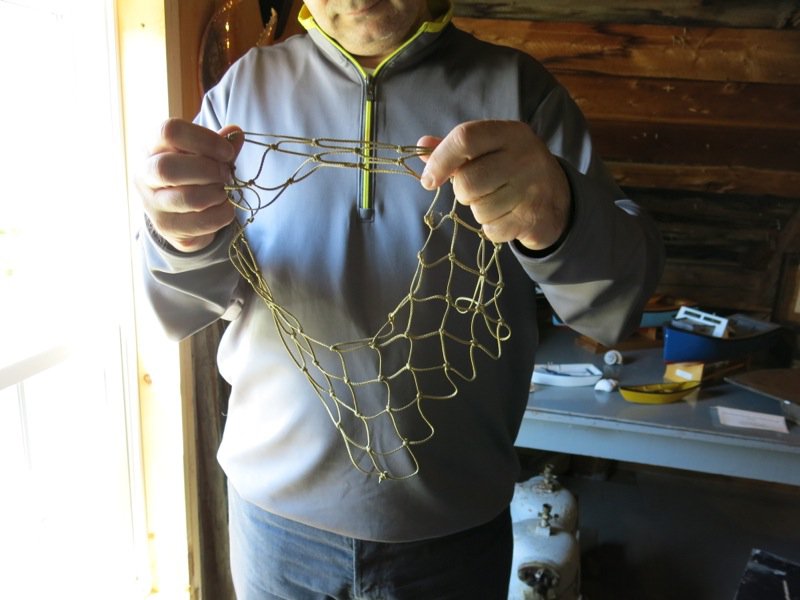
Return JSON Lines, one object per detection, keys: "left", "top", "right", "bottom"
{"left": 139, "top": 222, "right": 243, "bottom": 340}
{"left": 512, "top": 84, "right": 665, "bottom": 346}
{"left": 138, "top": 83, "right": 244, "bottom": 341}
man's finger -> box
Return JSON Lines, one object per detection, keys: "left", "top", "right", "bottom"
{"left": 415, "top": 135, "right": 442, "bottom": 166}
{"left": 149, "top": 118, "right": 237, "bottom": 162}
{"left": 142, "top": 152, "right": 233, "bottom": 189}
{"left": 150, "top": 183, "right": 230, "bottom": 214}
{"left": 419, "top": 121, "right": 504, "bottom": 189}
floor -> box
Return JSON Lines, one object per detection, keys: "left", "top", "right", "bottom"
{"left": 516, "top": 451, "right": 800, "bottom": 600}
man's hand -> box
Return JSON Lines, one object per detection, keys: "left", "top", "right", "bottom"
{"left": 136, "top": 118, "right": 245, "bottom": 253}
{"left": 417, "top": 120, "right": 571, "bottom": 251}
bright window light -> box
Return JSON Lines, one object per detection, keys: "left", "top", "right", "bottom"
{"left": 0, "top": 1, "right": 149, "bottom": 598}
{"left": 0, "top": 0, "right": 131, "bottom": 349}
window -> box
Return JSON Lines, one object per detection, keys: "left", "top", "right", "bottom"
{"left": 0, "top": 1, "right": 183, "bottom": 597}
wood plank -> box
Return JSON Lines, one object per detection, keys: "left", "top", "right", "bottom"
{"left": 633, "top": 190, "right": 798, "bottom": 311}
{"left": 165, "top": 0, "right": 217, "bottom": 119}
{"left": 453, "top": 0, "right": 800, "bottom": 30}
{"left": 589, "top": 120, "right": 800, "bottom": 171}
{"left": 181, "top": 323, "right": 235, "bottom": 600}
{"left": 453, "top": 18, "right": 800, "bottom": 84}
{"left": 609, "top": 163, "right": 800, "bottom": 199}
{"left": 632, "top": 189, "right": 796, "bottom": 233}
{"left": 656, "top": 263, "right": 770, "bottom": 311}
{"left": 555, "top": 73, "right": 800, "bottom": 131}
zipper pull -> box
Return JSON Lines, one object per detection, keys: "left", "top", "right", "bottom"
{"left": 365, "top": 74, "right": 376, "bottom": 102}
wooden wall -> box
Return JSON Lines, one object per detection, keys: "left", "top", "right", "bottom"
{"left": 453, "top": 1, "right": 800, "bottom": 324}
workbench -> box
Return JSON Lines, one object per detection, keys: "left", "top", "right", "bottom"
{"left": 516, "top": 328, "right": 800, "bottom": 486}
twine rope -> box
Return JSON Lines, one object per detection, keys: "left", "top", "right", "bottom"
{"left": 225, "top": 132, "right": 510, "bottom": 481}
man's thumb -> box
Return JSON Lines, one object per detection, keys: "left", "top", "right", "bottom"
{"left": 220, "top": 125, "right": 246, "bottom": 161}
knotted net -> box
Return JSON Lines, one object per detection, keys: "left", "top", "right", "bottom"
{"left": 225, "top": 133, "right": 511, "bottom": 481}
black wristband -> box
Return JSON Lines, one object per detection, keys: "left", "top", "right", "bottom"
{"left": 144, "top": 214, "right": 180, "bottom": 252}
{"left": 514, "top": 193, "right": 575, "bottom": 258}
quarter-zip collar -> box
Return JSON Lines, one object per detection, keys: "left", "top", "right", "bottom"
{"left": 298, "top": 0, "right": 452, "bottom": 81}
{"left": 296, "top": 1, "right": 452, "bottom": 220}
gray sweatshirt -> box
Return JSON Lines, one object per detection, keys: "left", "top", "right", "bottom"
{"left": 140, "top": 5, "right": 664, "bottom": 542}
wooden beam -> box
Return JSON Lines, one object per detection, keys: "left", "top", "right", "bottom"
{"left": 453, "top": 18, "right": 800, "bottom": 84}
{"left": 180, "top": 323, "right": 234, "bottom": 600}
{"left": 556, "top": 74, "right": 800, "bottom": 131}
{"left": 589, "top": 120, "right": 800, "bottom": 171}
{"left": 610, "top": 163, "right": 800, "bottom": 199}
{"left": 165, "top": 0, "right": 217, "bottom": 120}
{"left": 656, "top": 263, "right": 771, "bottom": 311}
{"left": 453, "top": 0, "right": 800, "bottom": 30}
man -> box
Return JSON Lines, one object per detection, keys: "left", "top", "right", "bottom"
{"left": 138, "top": 0, "right": 664, "bottom": 596}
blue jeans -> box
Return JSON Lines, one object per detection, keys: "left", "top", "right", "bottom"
{"left": 228, "top": 484, "right": 512, "bottom": 599}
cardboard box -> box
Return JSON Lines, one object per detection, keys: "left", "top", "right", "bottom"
{"left": 664, "top": 360, "right": 746, "bottom": 383}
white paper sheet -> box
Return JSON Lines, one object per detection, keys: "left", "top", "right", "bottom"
{"left": 715, "top": 406, "right": 789, "bottom": 434}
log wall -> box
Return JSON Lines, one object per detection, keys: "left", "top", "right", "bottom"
{"left": 453, "top": 1, "right": 800, "bottom": 323}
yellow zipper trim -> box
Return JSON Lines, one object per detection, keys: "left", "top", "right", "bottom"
{"left": 299, "top": 4, "right": 453, "bottom": 214}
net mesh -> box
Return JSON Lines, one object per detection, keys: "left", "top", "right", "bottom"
{"left": 225, "top": 133, "right": 510, "bottom": 480}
